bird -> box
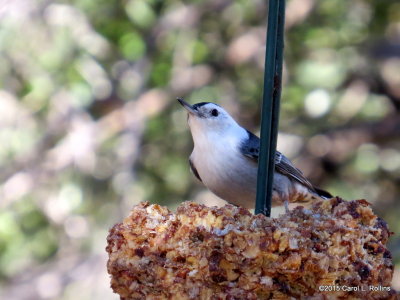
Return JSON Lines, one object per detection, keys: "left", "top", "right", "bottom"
{"left": 177, "top": 97, "right": 332, "bottom": 212}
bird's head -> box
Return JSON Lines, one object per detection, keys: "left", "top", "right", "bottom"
{"left": 177, "top": 98, "right": 239, "bottom": 138}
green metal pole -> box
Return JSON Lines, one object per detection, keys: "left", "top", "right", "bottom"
{"left": 255, "top": 0, "right": 285, "bottom": 216}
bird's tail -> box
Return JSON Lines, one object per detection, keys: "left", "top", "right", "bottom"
{"left": 314, "top": 187, "right": 333, "bottom": 199}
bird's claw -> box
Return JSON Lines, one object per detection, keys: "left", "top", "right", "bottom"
{"left": 284, "top": 200, "right": 290, "bottom": 213}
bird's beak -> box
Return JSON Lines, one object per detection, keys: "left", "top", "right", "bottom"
{"left": 177, "top": 97, "right": 198, "bottom": 116}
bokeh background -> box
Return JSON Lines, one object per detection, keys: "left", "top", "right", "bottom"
{"left": 0, "top": 0, "right": 399, "bottom": 299}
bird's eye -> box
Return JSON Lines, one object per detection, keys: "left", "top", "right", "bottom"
{"left": 211, "top": 109, "right": 219, "bottom": 117}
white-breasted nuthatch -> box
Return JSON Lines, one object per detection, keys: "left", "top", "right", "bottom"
{"left": 178, "top": 98, "right": 332, "bottom": 211}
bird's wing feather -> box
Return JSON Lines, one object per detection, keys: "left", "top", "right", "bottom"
{"left": 240, "top": 130, "right": 315, "bottom": 191}
{"left": 274, "top": 151, "right": 315, "bottom": 191}
{"left": 240, "top": 130, "right": 260, "bottom": 161}
{"left": 189, "top": 158, "right": 202, "bottom": 182}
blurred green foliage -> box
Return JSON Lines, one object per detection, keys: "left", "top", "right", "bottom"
{"left": 0, "top": 0, "right": 399, "bottom": 298}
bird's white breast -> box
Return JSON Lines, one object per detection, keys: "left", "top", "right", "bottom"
{"left": 190, "top": 127, "right": 258, "bottom": 208}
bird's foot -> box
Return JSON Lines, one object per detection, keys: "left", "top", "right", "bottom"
{"left": 284, "top": 200, "right": 290, "bottom": 213}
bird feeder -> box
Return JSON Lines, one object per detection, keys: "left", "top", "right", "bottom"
{"left": 106, "top": 1, "right": 396, "bottom": 298}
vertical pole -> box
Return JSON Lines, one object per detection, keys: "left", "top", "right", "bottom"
{"left": 255, "top": 0, "right": 285, "bottom": 216}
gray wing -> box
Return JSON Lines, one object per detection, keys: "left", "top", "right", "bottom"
{"left": 274, "top": 151, "right": 315, "bottom": 191}
{"left": 240, "top": 130, "right": 315, "bottom": 191}
{"left": 189, "top": 158, "right": 202, "bottom": 182}
{"left": 240, "top": 130, "right": 260, "bottom": 161}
